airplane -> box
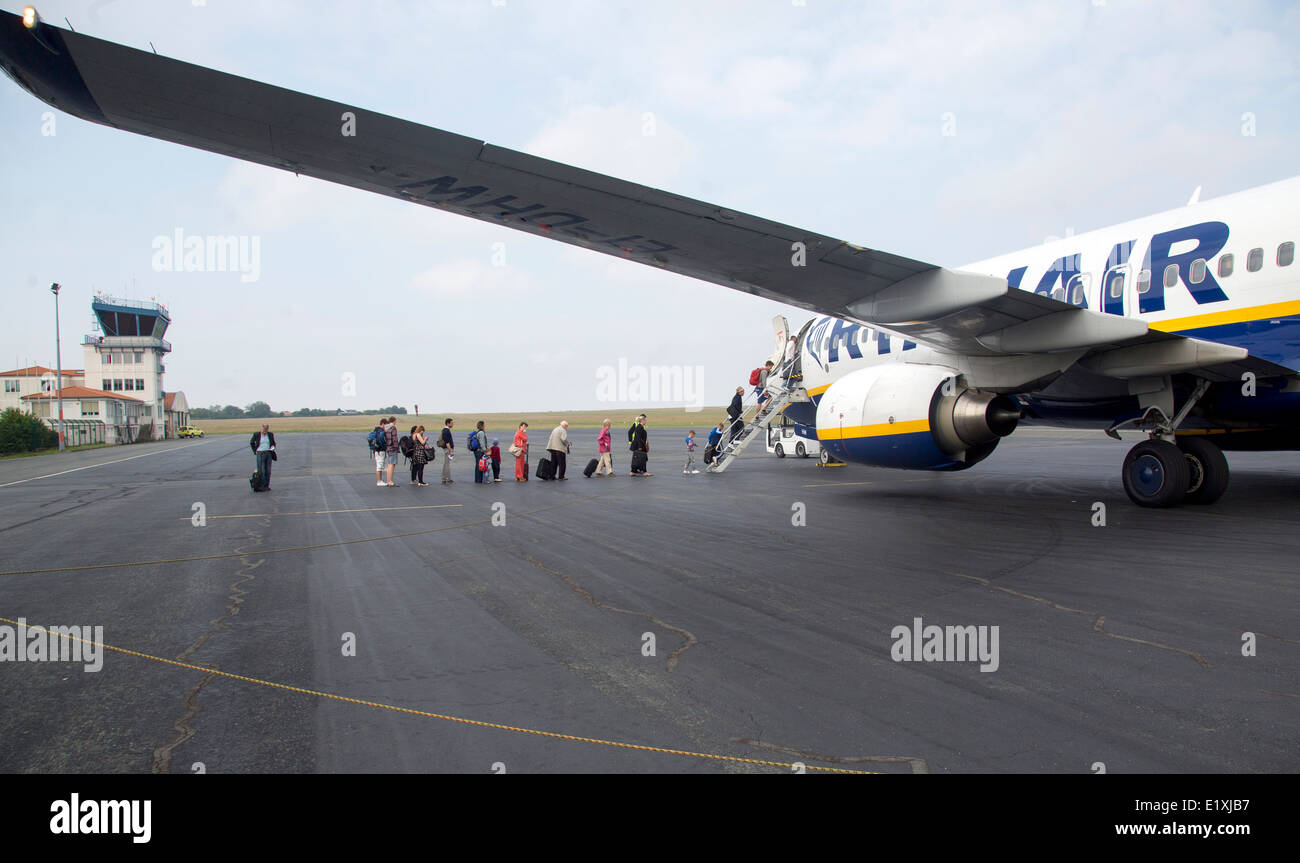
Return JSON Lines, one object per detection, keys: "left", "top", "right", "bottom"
{"left": 3, "top": 7, "right": 1296, "bottom": 508}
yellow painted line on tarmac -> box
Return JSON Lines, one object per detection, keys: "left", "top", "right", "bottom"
{"left": 0, "top": 615, "right": 875, "bottom": 774}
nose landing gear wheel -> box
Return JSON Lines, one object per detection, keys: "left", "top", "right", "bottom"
{"left": 1122, "top": 439, "right": 1189, "bottom": 508}
{"left": 819, "top": 448, "right": 832, "bottom": 465}
{"left": 1177, "top": 437, "right": 1229, "bottom": 505}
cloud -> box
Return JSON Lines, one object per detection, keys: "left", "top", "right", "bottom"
{"left": 409, "top": 258, "right": 536, "bottom": 298}
{"left": 525, "top": 103, "right": 696, "bottom": 190}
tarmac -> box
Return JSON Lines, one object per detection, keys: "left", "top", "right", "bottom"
{"left": 0, "top": 427, "right": 1295, "bottom": 773}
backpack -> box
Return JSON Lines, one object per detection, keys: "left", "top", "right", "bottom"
{"left": 467, "top": 431, "right": 480, "bottom": 451}
{"left": 367, "top": 426, "right": 383, "bottom": 452}
{"left": 749, "top": 367, "right": 762, "bottom": 386}
{"left": 399, "top": 435, "right": 413, "bottom": 459}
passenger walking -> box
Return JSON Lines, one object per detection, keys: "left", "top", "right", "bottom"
{"left": 490, "top": 438, "right": 502, "bottom": 482}
{"left": 547, "top": 421, "right": 570, "bottom": 480}
{"left": 411, "top": 425, "right": 430, "bottom": 486}
{"left": 250, "top": 423, "right": 277, "bottom": 491}
{"left": 683, "top": 429, "right": 699, "bottom": 474}
{"left": 512, "top": 422, "right": 529, "bottom": 482}
{"left": 596, "top": 419, "right": 614, "bottom": 476}
{"left": 629, "top": 414, "right": 652, "bottom": 477}
{"left": 783, "top": 336, "right": 798, "bottom": 382}
{"left": 440, "top": 418, "right": 455, "bottom": 484}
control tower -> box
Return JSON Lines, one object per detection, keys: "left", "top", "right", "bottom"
{"left": 82, "top": 295, "right": 171, "bottom": 441}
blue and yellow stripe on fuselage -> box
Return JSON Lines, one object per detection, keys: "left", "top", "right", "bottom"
{"left": 1150, "top": 299, "right": 1300, "bottom": 370}
{"left": 817, "top": 418, "right": 966, "bottom": 470}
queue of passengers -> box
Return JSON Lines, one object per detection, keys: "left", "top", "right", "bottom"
{"left": 365, "top": 414, "right": 658, "bottom": 486}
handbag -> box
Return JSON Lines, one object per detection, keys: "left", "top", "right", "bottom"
{"left": 508, "top": 444, "right": 523, "bottom": 457}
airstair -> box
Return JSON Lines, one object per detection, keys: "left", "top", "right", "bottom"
{"left": 706, "top": 374, "right": 809, "bottom": 473}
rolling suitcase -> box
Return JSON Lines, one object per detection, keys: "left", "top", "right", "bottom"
{"left": 583, "top": 458, "right": 598, "bottom": 478}
{"left": 536, "top": 458, "right": 555, "bottom": 480}
{"left": 250, "top": 469, "right": 265, "bottom": 492}
{"left": 631, "top": 451, "right": 648, "bottom": 473}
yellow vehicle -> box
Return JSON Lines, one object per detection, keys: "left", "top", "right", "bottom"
{"left": 178, "top": 426, "right": 205, "bottom": 438}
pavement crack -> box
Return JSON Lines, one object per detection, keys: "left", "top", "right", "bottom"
{"left": 151, "top": 532, "right": 266, "bottom": 774}
{"left": 947, "top": 572, "right": 1212, "bottom": 669}
{"left": 522, "top": 553, "right": 698, "bottom": 672}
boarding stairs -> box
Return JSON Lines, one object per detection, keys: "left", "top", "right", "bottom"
{"left": 706, "top": 374, "right": 809, "bottom": 473}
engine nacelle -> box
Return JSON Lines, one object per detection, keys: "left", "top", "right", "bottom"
{"left": 815, "top": 365, "right": 1020, "bottom": 470}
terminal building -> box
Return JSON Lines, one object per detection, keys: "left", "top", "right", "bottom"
{"left": 1, "top": 295, "right": 189, "bottom": 445}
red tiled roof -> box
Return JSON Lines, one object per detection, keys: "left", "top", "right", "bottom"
{"left": 21, "top": 386, "right": 142, "bottom": 402}
{"left": 164, "top": 392, "right": 175, "bottom": 411}
{"left": 0, "top": 366, "right": 84, "bottom": 377}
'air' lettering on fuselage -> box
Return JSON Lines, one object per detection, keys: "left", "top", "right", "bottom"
{"left": 1005, "top": 221, "right": 1231, "bottom": 315}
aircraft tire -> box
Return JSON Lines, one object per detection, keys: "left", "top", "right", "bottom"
{"left": 1122, "top": 439, "right": 1189, "bottom": 508}
{"left": 1177, "top": 437, "right": 1229, "bottom": 505}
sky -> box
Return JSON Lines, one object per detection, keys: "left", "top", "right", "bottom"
{"left": 1, "top": 0, "right": 1297, "bottom": 413}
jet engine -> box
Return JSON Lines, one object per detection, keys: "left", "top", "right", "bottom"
{"left": 815, "top": 365, "right": 1020, "bottom": 470}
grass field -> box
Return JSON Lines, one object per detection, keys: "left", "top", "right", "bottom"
{"left": 192, "top": 406, "right": 732, "bottom": 434}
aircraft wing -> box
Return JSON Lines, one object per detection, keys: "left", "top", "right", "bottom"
{"left": 0, "top": 11, "right": 1260, "bottom": 377}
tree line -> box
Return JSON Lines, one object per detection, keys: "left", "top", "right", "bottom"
{"left": 190, "top": 402, "right": 408, "bottom": 420}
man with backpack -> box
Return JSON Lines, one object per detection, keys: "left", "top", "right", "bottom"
{"left": 381, "top": 417, "right": 400, "bottom": 486}
{"left": 753, "top": 360, "right": 774, "bottom": 418}
{"left": 469, "top": 420, "right": 491, "bottom": 483}
{"left": 439, "top": 418, "right": 455, "bottom": 484}
{"left": 370, "top": 418, "right": 390, "bottom": 486}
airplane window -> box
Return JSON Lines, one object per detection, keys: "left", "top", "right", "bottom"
{"left": 1247, "top": 247, "right": 1263, "bottom": 272}
{"left": 1108, "top": 272, "right": 1125, "bottom": 298}
{"left": 1066, "top": 273, "right": 1089, "bottom": 305}
{"left": 1050, "top": 284, "right": 1066, "bottom": 302}
{"left": 1278, "top": 242, "right": 1294, "bottom": 267}
{"left": 1136, "top": 269, "right": 1151, "bottom": 294}
{"left": 1189, "top": 258, "right": 1207, "bottom": 285}
{"left": 1218, "top": 254, "right": 1234, "bottom": 278}
{"left": 1163, "top": 264, "right": 1179, "bottom": 289}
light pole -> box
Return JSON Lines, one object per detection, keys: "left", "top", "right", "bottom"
{"left": 50, "top": 282, "right": 65, "bottom": 452}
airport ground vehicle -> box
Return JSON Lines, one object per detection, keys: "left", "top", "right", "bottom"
{"left": 766, "top": 415, "right": 820, "bottom": 459}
